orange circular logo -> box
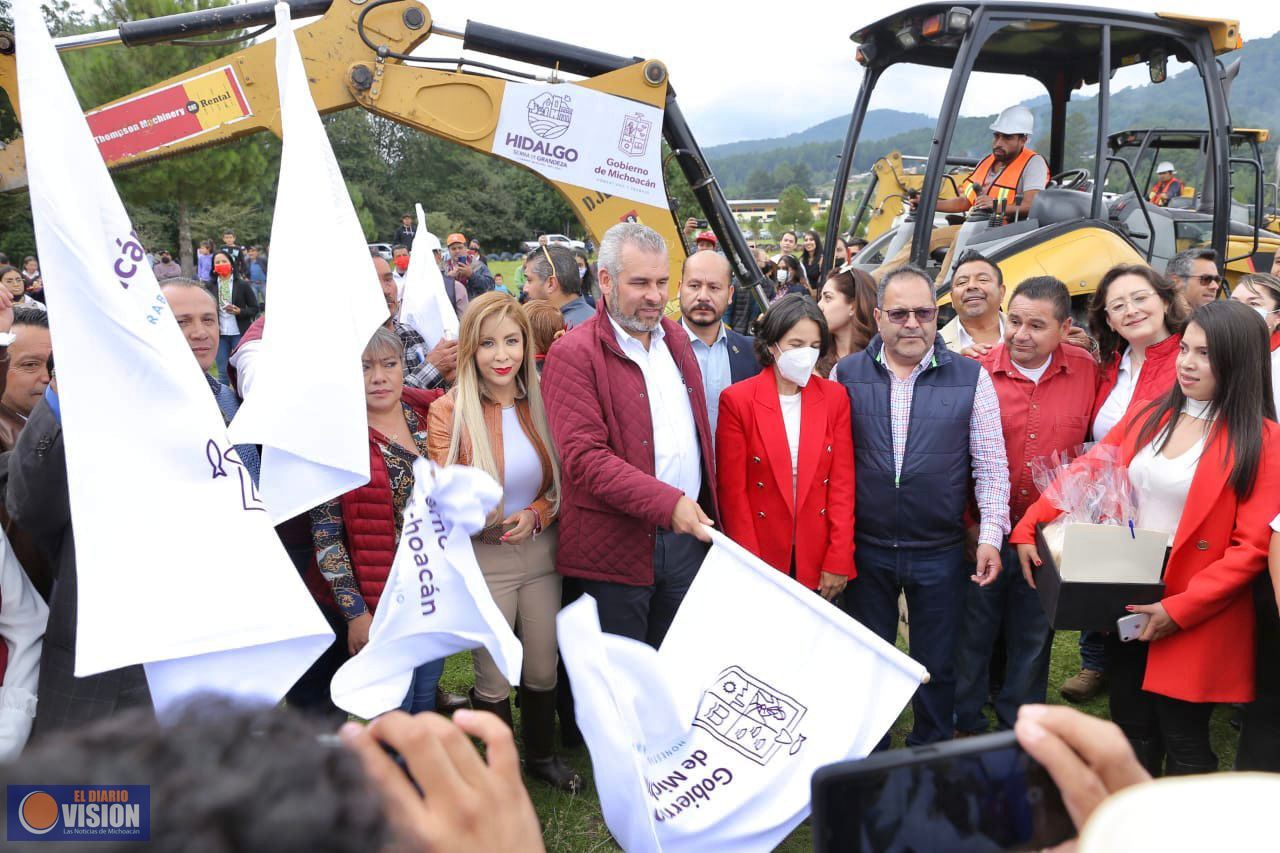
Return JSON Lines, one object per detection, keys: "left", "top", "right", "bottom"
{"left": 18, "top": 790, "right": 59, "bottom": 834}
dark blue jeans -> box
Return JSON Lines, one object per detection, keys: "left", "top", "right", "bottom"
{"left": 399, "top": 658, "right": 446, "bottom": 714}
{"left": 216, "top": 333, "right": 241, "bottom": 380}
{"left": 843, "top": 541, "right": 965, "bottom": 746}
{"left": 954, "top": 543, "right": 1053, "bottom": 733}
{"left": 1079, "top": 630, "right": 1108, "bottom": 673}
{"left": 578, "top": 530, "right": 708, "bottom": 649}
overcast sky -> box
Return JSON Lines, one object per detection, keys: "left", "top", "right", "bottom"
{"left": 66, "top": 0, "right": 1280, "bottom": 145}
{"left": 419, "top": 0, "right": 1280, "bottom": 145}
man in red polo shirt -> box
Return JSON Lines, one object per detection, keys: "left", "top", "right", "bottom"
{"left": 954, "top": 276, "right": 1098, "bottom": 734}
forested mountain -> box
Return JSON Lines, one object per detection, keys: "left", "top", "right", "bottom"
{"left": 704, "top": 110, "right": 932, "bottom": 161}
{"left": 709, "top": 30, "right": 1280, "bottom": 198}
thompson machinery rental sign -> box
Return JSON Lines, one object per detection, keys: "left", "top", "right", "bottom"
{"left": 491, "top": 82, "right": 667, "bottom": 209}
{"left": 86, "top": 66, "right": 253, "bottom": 162}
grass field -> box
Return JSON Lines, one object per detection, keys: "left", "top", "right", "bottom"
{"left": 489, "top": 260, "right": 522, "bottom": 294}
{"left": 436, "top": 628, "right": 1241, "bottom": 852}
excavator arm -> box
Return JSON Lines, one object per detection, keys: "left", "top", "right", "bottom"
{"left": 0, "top": 0, "right": 768, "bottom": 305}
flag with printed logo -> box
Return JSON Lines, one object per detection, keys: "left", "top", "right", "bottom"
{"left": 559, "top": 530, "right": 926, "bottom": 852}
{"left": 399, "top": 203, "right": 460, "bottom": 350}
{"left": 330, "top": 461, "right": 522, "bottom": 718}
{"left": 227, "top": 2, "right": 389, "bottom": 523}
{"left": 15, "top": 0, "right": 333, "bottom": 714}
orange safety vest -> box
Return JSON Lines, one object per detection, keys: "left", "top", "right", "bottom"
{"left": 1148, "top": 177, "right": 1181, "bottom": 206}
{"left": 963, "top": 147, "right": 1038, "bottom": 206}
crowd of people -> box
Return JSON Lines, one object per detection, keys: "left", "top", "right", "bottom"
{"left": 1, "top": 211, "right": 1279, "bottom": 848}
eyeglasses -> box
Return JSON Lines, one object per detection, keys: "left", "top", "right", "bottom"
{"left": 1179, "top": 273, "right": 1222, "bottom": 287}
{"left": 883, "top": 306, "right": 938, "bottom": 324}
{"left": 1105, "top": 290, "right": 1157, "bottom": 316}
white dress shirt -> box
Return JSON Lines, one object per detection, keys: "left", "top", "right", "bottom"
{"left": 1093, "top": 347, "right": 1135, "bottom": 441}
{"left": 1127, "top": 399, "right": 1212, "bottom": 546}
{"left": 956, "top": 314, "right": 1005, "bottom": 352}
{"left": 0, "top": 531, "right": 48, "bottom": 761}
{"left": 779, "top": 391, "right": 802, "bottom": 497}
{"left": 609, "top": 315, "right": 702, "bottom": 500}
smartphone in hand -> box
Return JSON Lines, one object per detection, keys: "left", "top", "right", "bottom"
{"left": 812, "top": 731, "right": 1075, "bottom": 852}
{"left": 1117, "top": 612, "right": 1151, "bottom": 643}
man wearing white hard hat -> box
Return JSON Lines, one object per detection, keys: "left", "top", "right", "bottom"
{"left": 936, "top": 104, "right": 1048, "bottom": 220}
{"left": 1148, "top": 162, "right": 1184, "bottom": 207}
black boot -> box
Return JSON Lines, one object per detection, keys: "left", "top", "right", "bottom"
{"left": 435, "top": 685, "right": 471, "bottom": 717}
{"left": 556, "top": 668, "right": 584, "bottom": 748}
{"left": 1128, "top": 737, "right": 1166, "bottom": 778}
{"left": 520, "top": 684, "right": 584, "bottom": 793}
{"left": 468, "top": 688, "right": 514, "bottom": 730}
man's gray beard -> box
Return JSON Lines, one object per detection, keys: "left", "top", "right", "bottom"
{"left": 607, "top": 297, "right": 660, "bottom": 333}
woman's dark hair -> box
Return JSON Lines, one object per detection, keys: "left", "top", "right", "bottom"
{"left": 815, "top": 267, "right": 877, "bottom": 379}
{"left": 1134, "top": 300, "right": 1273, "bottom": 499}
{"left": 775, "top": 254, "right": 809, "bottom": 294}
{"left": 800, "top": 230, "right": 823, "bottom": 265}
{"left": 0, "top": 700, "right": 389, "bottom": 851}
{"left": 752, "top": 293, "right": 830, "bottom": 367}
{"left": 1234, "top": 272, "right": 1280, "bottom": 310}
{"left": 1088, "top": 264, "right": 1189, "bottom": 363}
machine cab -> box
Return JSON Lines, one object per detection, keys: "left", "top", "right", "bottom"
{"left": 824, "top": 3, "right": 1276, "bottom": 315}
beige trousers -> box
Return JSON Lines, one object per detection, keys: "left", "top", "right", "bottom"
{"left": 471, "top": 527, "right": 561, "bottom": 701}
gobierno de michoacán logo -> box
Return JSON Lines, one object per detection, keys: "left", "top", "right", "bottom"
{"left": 7, "top": 785, "right": 150, "bottom": 841}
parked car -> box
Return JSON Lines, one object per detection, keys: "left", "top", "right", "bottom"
{"left": 368, "top": 242, "right": 393, "bottom": 261}
{"left": 520, "top": 233, "right": 586, "bottom": 253}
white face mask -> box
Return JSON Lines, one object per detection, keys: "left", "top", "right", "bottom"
{"left": 578, "top": 265, "right": 588, "bottom": 276}
{"left": 1255, "top": 306, "right": 1275, "bottom": 323}
{"left": 776, "top": 269, "right": 789, "bottom": 285}
{"left": 774, "top": 344, "right": 820, "bottom": 387}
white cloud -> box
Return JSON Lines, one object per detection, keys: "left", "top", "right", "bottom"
{"left": 68, "top": 0, "right": 1280, "bottom": 145}
{"left": 428, "top": 0, "right": 1280, "bottom": 145}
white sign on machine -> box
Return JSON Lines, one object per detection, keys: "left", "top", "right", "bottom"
{"left": 491, "top": 82, "right": 667, "bottom": 209}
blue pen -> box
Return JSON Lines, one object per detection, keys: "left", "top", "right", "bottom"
{"left": 1128, "top": 519, "right": 1136, "bottom": 539}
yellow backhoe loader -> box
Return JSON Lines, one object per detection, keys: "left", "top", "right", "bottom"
{"left": 0, "top": 0, "right": 770, "bottom": 307}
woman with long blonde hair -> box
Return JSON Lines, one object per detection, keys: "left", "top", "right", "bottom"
{"left": 427, "top": 292, "right": 581, "bottom": 793}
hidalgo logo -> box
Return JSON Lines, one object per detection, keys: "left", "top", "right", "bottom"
{"left": 526, "top": 92, "right": 573, "bottom": 139}
{"left": 7, "top": 786, "right": 151, "bottom": 841}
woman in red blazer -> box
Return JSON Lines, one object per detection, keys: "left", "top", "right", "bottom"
{"left": 1015, "top": 301, "right": 1280, "bottom": 776}
{"left": 1087, "top": 264, "right": 1188, "bottom": 442}
{"left": 716, "top": 295, "right": 855, "bottom": 600}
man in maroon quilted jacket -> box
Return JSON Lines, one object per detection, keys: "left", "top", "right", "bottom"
{"left": 542, "top": 222, "right": 720, "bottom": 648}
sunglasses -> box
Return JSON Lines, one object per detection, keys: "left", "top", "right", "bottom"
{"left": 1183, "top": 273, "right": 1222, "bottom": 286}
{"left": 882, "top": 306, "right": 939, "bottom": 324}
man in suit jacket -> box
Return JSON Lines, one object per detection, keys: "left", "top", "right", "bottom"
{"left": 5, "top": 392, "right": 152, "bottom": 738}
{"left": 678, "top": 250, "right": 760, "bottom": 438}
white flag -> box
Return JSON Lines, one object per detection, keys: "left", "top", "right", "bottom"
{"left": 15, "top": 1, "right": 333, "bottom": 713}
{"left": 559, "top": 529, "right": 927, "bottom": 852}
{"left": 330, "top": 461, "right": 522, "bottom": 719}
{"left": 227, "top": 2, "right": 388, "bottom": 523}
{"left": 399, "top": 204, "right": 459, "bottom": 350}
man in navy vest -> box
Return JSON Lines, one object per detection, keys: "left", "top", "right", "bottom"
{"left": 833, "top": 265, "right": 1010, "bottom": 746}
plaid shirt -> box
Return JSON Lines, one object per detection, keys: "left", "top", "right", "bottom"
{"left": 879, "top": 345, "right": 1011, "bottom": 549}
{"left": 394, "top": 321, "right": 446, "bottom": 389}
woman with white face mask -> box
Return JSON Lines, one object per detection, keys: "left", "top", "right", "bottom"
{"left": 715, "top": 295, "right": 855, "bottom": 601}
{"left": 1228, "top": 272, "right": 1280, "bottom": 410}
{"left": 771, "top": 254, "right": 812, "bottom": 304}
